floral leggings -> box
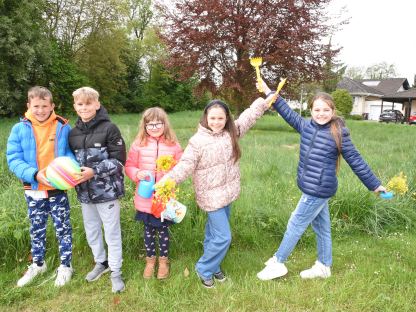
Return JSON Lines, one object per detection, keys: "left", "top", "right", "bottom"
{"left": 144, "top": 224, "right": 169, "bottom": 257}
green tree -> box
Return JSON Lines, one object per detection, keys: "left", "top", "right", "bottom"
{"left": 322, "top": 40, "right": 346, "bottom": 93}
{"left": 345, "top": 66, "right": 365, "bottom": 80}
{"left": 142, "top": 62, "right": 204, "bottom": 112}
{"left": 332, "top": 89, "right": 352, "bottom": 116}
{"left": 157, "top": 0, "right": 344, "bottom": 113}
{"left": 365, "top": 62, "right": 397, "bottom": 79}
{"left": 0, "top": 0, "right": 51, "bottom": 115}
{"left": 43, "top": 42, "right": 89, "bottom": 114}
{"left": 76, "top": 28, "right": 129, "bottom": 112}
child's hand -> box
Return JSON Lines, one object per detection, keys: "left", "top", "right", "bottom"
{"left": 153, "top": 176, "right": 167, "bottom": 191}
{"left": 136, "top": 170, "right": 150, "bottom": 181}
{"left": 373, "top": 185, "right": 387, "bottom": 193}
{"left": 36, "top": 168, "right": 52, "bottom": 187}
{"left": 256, "top": 80, "right": 271, "bottom": 95}
{"left": 75, "top": 167, "right": 95, "bottom": 184}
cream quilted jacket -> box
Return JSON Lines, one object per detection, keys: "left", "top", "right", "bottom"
{"left": 164, "top": 98, "right": 269, "bottom": 211}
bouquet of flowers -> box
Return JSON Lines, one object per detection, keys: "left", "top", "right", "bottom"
{"left": 151, "top": 178, "right": 177, "bottom": 218}
{"left": 156, "top": 155, "right": 176, "bottom": 172}
{"left": 386, "top": 172, "right": 408, "bottom": 195}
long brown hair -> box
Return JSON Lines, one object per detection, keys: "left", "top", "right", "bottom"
{"left": 311, "top": 92, "right": 344, "bottom": 172}
{"left": 136, "top": 107, "right": 178, "bottom": 146}
{"left": 200, "top": 100, "right": 241, "bottom": 163}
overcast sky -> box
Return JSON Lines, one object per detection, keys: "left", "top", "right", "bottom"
{"left": 328, "top": 0, "right": 416, "bottom": 84}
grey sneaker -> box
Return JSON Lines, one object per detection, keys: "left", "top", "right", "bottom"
{"left": 111, "top": 271, "right": 125, "bottom": 293}
{"left": 201, "top": 277, "right": 215, "bottom": 288}
{"left": 213, "top": 271, "right": 226, "bottom": 282}
{"left": 195, "top": 269, "right": 215, "bottom": 288}
{"left": 85, "top": 263, "right": 110, "bottom": 282}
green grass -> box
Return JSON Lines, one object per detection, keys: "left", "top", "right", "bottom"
{"left": 1, "top": 112, "right": 415, "bottom": 311}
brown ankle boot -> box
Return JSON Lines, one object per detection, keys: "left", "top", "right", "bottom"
{"left": 143, "top": 256, "right": 156, "bottom": 279}
{"left": 157, "top": 256, "right": 169, "bottom": 279}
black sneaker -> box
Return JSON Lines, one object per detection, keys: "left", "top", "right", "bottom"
{"left": 213, "top": 271, "right": 226, "bottom": 282}
{"left": 201, "top": 277, "right": 215, "bottom": 288}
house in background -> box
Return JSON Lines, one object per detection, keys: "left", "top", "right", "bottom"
{"left": 337, "top": 77, "right": 416, "bottom": 121}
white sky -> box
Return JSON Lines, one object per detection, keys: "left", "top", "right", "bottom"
{"left": 328, "top": 0, "right": 416, "bottom": 84}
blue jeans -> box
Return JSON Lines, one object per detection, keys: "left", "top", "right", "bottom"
{"left": 275, "top": 193, "right": 332, "bottom": 266}
{"left": 196, "top": 205, "right": 232, "bottom": 280}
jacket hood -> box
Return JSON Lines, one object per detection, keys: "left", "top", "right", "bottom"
{"left": 76, "top": 105, "right": 110, "bottom": 132}
{"left": 24, "top": 110, "right": 57, "bottom": 126}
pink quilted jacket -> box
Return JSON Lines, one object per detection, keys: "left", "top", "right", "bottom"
{"left": 125, "top": 136, "right": 182, "bottom": 213}
{"left": 163, "top": 98, "right": 269, "bottom": 211}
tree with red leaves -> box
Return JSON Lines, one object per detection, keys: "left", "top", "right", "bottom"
{"left": 157, "top": 0, "right": 342, "bottom": 112}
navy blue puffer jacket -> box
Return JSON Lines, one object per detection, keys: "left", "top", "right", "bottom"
{"left": 273, "top": 97, "right": 380, "bottom": 198}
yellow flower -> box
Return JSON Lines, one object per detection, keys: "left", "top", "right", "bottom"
{"left": 156, "top": 155, "right": 176, "bottom": 172}
{"left": 154, "top": 178, "right": 177, "bottom": 206}
{"left": 386, "top": 172, "right": 408, "bottom": 195}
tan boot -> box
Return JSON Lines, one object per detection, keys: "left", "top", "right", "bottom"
{"left": 157, "top": 256, "right": 169, "bottom": 279}
{"left": 143, "top": 256, "right": 156, "bottom": 279}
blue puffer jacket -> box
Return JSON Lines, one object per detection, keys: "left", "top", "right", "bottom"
{"left": 6, "top": 116, "right": 75, "bottom": 190}
{"left": 273, "top": 97, "right": 381, "bottom": 198}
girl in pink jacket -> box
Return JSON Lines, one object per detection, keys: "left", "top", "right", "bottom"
{"left": 157, "top": 96, "right": 271, "bottom": 288}
{"left": 125, "top": 107, "right": 182, "bottom": 280}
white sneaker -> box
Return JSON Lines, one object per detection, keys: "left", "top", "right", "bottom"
{"left": 17, "top": 263, "right": 47, "bottom": 287}
{"left": 300, "top": 261, "right": 331, "bottom": 279}
{"left": 55, "top": 265, "right": 73, "bottom": 287}
{"left": 257, "top": 256, "right": 288, "bottom": 280}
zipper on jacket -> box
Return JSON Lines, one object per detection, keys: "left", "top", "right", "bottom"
{"left": 54, "top": 121, "right": 63, "bottom": 157}
{"left": 26, "top": 121, "right": 40, "bottom": 189}
{"left": 155, "top": 138, "right": 160, "bottom": 179}
{"left": 300, "top": 126, "right": 319, "bottom": 181}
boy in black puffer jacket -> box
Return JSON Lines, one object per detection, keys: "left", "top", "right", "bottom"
{"left": 69, "top": 87, "right": 126, "bottom": 293}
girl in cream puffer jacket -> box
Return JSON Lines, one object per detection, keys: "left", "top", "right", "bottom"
{"left": 158, "top": 96, "right": 271, "bottom": 286}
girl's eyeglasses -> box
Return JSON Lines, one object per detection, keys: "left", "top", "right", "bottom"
{"left": 146, "top": 123, "right": 164, "bottom": 130}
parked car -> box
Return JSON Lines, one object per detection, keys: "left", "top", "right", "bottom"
{"left": 379, "top": 110, "right": 404, "bottom": 123}
{"left": 409, "top": 112, "right": 416, "bottom": 125}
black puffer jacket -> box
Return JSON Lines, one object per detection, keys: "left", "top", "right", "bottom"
{"left": 69, "top": 106, "right": 126, "bottom": 204}
{"left": 273, "top": 97, "right": 380, "bottom": 198}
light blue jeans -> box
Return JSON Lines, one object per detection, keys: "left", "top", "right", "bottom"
{"left": 275, "top": 193, "right": 332, "bottom": 266}
{"left": 196, "top": 205, "right": 232, "bottom": 280}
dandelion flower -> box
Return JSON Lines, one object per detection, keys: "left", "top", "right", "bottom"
{"left": 386, "top": 172, "right": 408, "bottom": 195}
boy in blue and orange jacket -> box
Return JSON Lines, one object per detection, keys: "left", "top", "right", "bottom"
{"left": 7, "top": 86, "right": 75, "bottom": 287}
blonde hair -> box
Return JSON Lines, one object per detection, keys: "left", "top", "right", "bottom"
{"left": 72, "top": 87, "right": 99, "bottom": 102}
{"left": 310, "top": 92, "right": 344, "bottom": 173}
{"left": 136, "top": 107, "right": 178, "bottom": 146}
{"left": 28, "top": 86, "right": 53, "bottom": 104}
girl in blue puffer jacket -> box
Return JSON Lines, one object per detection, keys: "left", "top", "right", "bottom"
{"left": 257, "top": 82, "right": 386, "bottom": 281}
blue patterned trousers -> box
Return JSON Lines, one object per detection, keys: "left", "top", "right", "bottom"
{"left": 25, "top": 192, "right": 72, "bottom": 266}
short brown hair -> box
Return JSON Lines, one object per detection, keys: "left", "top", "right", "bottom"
{"left": 28, "top": 86, "right": 53, "bottom": 104}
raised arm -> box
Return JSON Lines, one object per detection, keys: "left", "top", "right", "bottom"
{"left": 259, "top": 81, "right": 305, "bottom": 133}
{"left": 234, "top": 97, "right": 269, "bottom": 138}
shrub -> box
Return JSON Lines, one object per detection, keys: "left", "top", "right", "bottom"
{"left": 332, "top": 89, "right": 353, "bottom": 116}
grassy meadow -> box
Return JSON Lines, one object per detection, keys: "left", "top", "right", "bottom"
{"left": 0, "top": 111, "right": 415, "bottom": 311}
